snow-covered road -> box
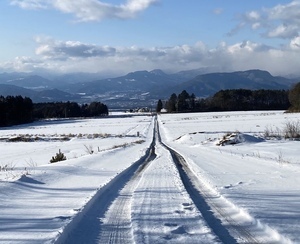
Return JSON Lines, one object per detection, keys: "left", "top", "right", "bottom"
{"left": 0, "top": 111, "right": 299, "bottom": 243}
{"left": 58, "top": 116, "right": 290, "bottom": 243}
{"left": 57, "top": 120, "right": 219, "bottom": 243}
{"left": 131, "top": 127, "right": 218, "bottom": 244}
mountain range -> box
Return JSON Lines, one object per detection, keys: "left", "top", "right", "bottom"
{"left": 0, "top": 69, "right": 298, "bottom": 108}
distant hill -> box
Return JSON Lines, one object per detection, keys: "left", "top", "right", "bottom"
{"left": 0, "top": 73, "right": 52, "bottom": 89}
{"left": 74, "top": 69, "right": 183, "bottom": 95}
{"left": 169, "top": 70, "right": 297, "bottom": 97}
{"left": 0, "top": 84, "right": 36, "bottom": 97}
{"left": 0, "top": 84, "right": 80, "bottom": 103}
{"left": 0, "top": 69, "right": 298, "bottom": 108}
{"left": 0, "top": 72, "right": 108, "bottom": 90}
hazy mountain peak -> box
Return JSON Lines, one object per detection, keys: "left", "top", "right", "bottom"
{"left": 150, "top": 69, "right": 166, "bottom": 75}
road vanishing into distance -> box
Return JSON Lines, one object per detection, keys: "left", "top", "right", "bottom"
{"left": 55, "top": 117, "right": 282, "bottom": 244}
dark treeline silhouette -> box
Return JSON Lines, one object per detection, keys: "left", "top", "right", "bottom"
{"left": 288, "top": 82, "right": 300, "bottom": 112}
{"left": 164, "top": 89, "right": 290, "bottom": 113}
{"left": 0, "top": 96, "right": 108, "bottom": 127}
{"left": 33, "top": 101, "right": 108, "bottom": 119}
{"left": 0, "top": 95, "right": 33, "bottom": 127}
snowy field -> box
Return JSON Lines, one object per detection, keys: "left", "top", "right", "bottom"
{"left": 0, "top": 111, "right": 300, "bottom": 243}
{"left": 159, "top": 111, "right": 300, "bottom": 243}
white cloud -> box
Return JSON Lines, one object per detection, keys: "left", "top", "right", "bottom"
{"left": 246, "top": 11, "right": 261, "bottom": 21}
{"left": 267, "top": 24, "right": 299, "bottom": 39}
{"left": 231, "top": 1, "right": 300, "bottom": 39}
{"left": 0, "top": 56, "right": 45, "bottom": 72}
{"left": 10, "top": 0, "right": 159, "bottom": 21}
{"left": 251, "top": 22, "right": 261, "bottom": 30}
{"left": 290, "top": 36, "right": 300, "bottom": 50}
{"left": 10, "top": 0, "right": 51, "bottom": 9}
{"left": 35, "top": 37, "right": 116, "bottom": 59}
{"left": 227, "top": 10, "right": 264, "bottom": 36}
{"left": 267, "top": 0, "right": 300, "bottom": 23}
{"left": 1, "top": 37, "right": 300, "bottom": 77}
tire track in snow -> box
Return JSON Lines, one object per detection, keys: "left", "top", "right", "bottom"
{"left": 57, "top": 116, "right": 271, "bottom": 244}
{"left": 157, "top": 121, "right": 288, "bottom": 244}
{"left": 156, "top": 123, "right": 237, "bottom": 243}
{"left": 98, "top": 118, "right": 218, "bottom": 243}
{"left": 131, "top": 141, "right": 219, "bottom": 243}
{"left": 56, "top": 117, "right": 218, "bottom": 244}
{"left": 96, "top": 136, "right": 156, "bottom": 243}
{"left": 55, "top": 124, "right": 156, "bottom": 244}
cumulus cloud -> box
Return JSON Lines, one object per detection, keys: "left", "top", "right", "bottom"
{"left": 268, "top": 24, "right": 299, "bottom": 39}
{"left": 10, "top": 0, "right": 159, "bottom": 21}
{"left": 0, "top": 56, "right": 47, "bottom": 72}
{"left": 267, "top": 0, "right": 300, "bottom": 23}
{"left": 230, "top": 1, "right": 300, "bottom": 39}
{"left": 35, "top": 37, "right": 116, "bottom": 59}
{"left": 290, "top": 36, "right": 300, "bottom": 50}
{"left": 264, "top": 1, "right": 300, "bottom": 38}
{"left": 1, "top": 37, "right": 299, "bottom": 77}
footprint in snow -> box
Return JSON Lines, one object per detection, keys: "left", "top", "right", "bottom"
{"left": 174, "top": 210, "right": 185, "bottom": 214}
{"left": 184, "top": 206, "right": 194, "bottom": 211}
{"left": 224, "top": 184, "right": 233, "bottom": 189}
{"left": 182, "top": 202, "right": 193, "bottom": 210}
{"left": 171, "top": 225, "right": 187, "bottom": 235}
{"left": 54, "top": 216, "right": 71, "bottom": 221}
{"left": 163, "top": 225, "right": 187, "bottom": 240}
{"left": 223, "top": 181, "right": 244, "bottom": 189}
{"left": 164, "top": 223, "right": 178, "bottom": 227}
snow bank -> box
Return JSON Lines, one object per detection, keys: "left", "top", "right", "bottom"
{"left": 215, "top": 132, "right": 265, "bottom": 146}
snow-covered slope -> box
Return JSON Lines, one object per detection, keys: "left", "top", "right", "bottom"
{"left": 0, "top": 111, "right": 299, "bottom": 243}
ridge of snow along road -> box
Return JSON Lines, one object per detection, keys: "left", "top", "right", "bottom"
{"left": 158, "top": 111, "right": 300, "bottom": 243}
{"left": 0, "top": 114, "right": 155, "bottom": 243}
{"left": 157, "top": 121, "right": 288, "bottom": 243}
{"left": 0, "top": 111, "right": 299, "bottom": 243}
{"left": 57, "top": 118, "right": 219, "bottom": 243}
{"left": 58, "top": 114, "right": 294, "bottom": 243}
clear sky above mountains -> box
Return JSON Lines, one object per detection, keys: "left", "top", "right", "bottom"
{"left": 1, "top": 0, "right": 299, "bottom": 77}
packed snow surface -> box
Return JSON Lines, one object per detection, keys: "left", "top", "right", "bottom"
{"left": 0, "top": 111, "right": 299, "bottom": 243}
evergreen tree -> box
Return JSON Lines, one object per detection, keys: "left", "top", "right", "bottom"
{"left": 167, "top": 93, "right": 177, "bottom": 112}
{"left": 0, "top": 96, "right": 33, "bottom": 126}
{"left": 165, "top": 89, "right": 290, "bottom": 113}
{"left": 156, "top": 99, "right": 163, "bottom": 112}
{"left": 190, "top": 93, "right": 196, "bottom": 111}
{"left": 288, "top": 82, "right": 300, "bottom": 111}
{"left": 177, "top": 90, "right": 190, "bottom": 112}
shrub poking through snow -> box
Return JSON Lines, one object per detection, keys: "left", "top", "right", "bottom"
{"left": 84, "top": 144, "right": 94, "bottom": 154}
{"left": 263, "top": 120, "right": 300, "bottom": 140}
{"left": 50, "top": 149, "right": 66, "bottom": 163}
{"left": 283, "top": 120, "right": 300, "bottom": 139}
{"left": 216, "top": 133, "right": 240, "bottom": 146}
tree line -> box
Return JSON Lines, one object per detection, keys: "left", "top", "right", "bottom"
{"left": 288, "top": 82, "right": 300, "bottom": 112}
{"left": 160, "top": 88, "right": 295, "bottom": 113}
{"left": 0, "top": 96, "right": 108, "bottom": 127}
{"left": 33, "top": 101, "right": 108, "bottom": 119}
{"left": 0, "top": 95, "right": 33, "bottom": 127}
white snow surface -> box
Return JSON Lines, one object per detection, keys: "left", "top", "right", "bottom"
{"left": 159, "top": 111, "right": 300, "bottom": 243}
{"left": 0, "top": 111, "right": 299, "bottom": 243}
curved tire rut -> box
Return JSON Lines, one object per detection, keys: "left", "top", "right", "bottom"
{"left": 157, "top": 121, "right": 271, "bottom": 244}
{"left": 56, "top": 117, "right": 273, "bottom": 244}
{"left": 55, "top": 123, "right": 156, "bottom": 244}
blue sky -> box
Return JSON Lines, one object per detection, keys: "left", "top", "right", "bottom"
{"left": 1, "top": 0, "right": 300, "bottom": 77}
